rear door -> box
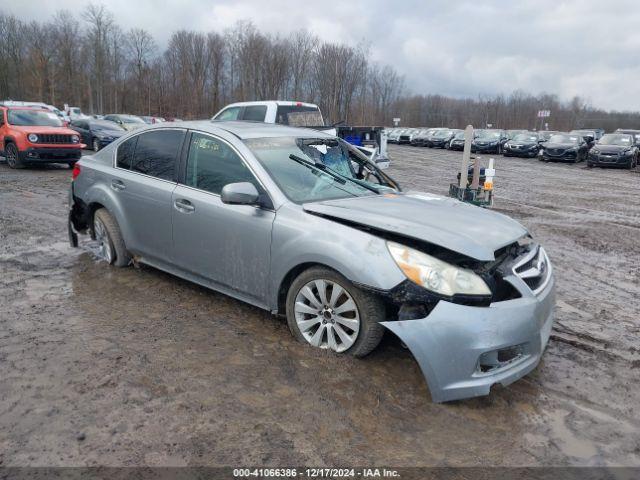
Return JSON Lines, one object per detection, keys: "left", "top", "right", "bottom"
{"left": 112, "top": 128, "right": 186, "bottom": 263}
{"left": 171, "top": 131, "right": 274, "bottom": 305}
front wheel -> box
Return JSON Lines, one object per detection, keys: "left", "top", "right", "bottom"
{"left": 286, "top": 267, "right": 385, "bottom": 357}
{"left": 5, "top": 143, "right": 24, "bottom": 169}
{"left": 92, "top": 137, "right": 101, "bottom": 152}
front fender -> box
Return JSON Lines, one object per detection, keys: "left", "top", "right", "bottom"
{"left": 269, "top": 204, "right": 406, "bottom": 309}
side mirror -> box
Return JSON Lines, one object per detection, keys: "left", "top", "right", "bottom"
{"left": 221, "top": 182, "right": 259, "bottom": 205}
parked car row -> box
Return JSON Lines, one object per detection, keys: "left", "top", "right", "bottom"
{"left": 387, "top": 126, "right": 639, "bottom": 169}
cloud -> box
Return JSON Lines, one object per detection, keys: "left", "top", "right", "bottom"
{"left": 5, "top": 0, "right": 640, "bottom": 111}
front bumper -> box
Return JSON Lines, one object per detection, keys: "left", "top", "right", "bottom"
{"left": 541, "top": 150, "right": 577, "bottom": 161}
{"left": 471, "top": 143, "right": 500, "bottom": 153}
{"left": 20, "top": 146, "right": 82, "bottom": 163}
{"left": 504, "top": 147, "right": 538, "bottom": 157}
{"left": 381, "top": 274, "right": 555, "bottom": 403}
{"left": 588, "top": 153, "right": 631, "bottom": 166}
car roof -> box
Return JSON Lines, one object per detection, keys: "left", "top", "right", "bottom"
{"left": 1, "top": 105, "right": 48, "bottom": 111}
{"left": 154, "top": 120, "right": 334, "bottom": 140}
{"left": 222, "top": 100, "right": 319, "bottom": 109}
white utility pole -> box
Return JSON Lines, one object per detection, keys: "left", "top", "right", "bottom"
{"left": 460, "top": 125, "right": 474, "bottom": 189}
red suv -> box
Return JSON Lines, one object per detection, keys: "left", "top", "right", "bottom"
{"left": 0, "top": 105, "right": 84, "bottom": 169}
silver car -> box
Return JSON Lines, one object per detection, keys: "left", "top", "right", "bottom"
{"left": 68, "top": 121, "right": 555, "bottom": 403}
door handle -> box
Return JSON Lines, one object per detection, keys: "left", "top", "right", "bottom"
{"left": 174, "top": 199, "right": 195, "bottom": 213}
{"left": 111, "top": 179, "right": 126, "bottom": 191}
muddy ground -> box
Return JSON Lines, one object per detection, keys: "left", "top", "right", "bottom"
{"left": 0, "top": 145, "right": 639, "bottom": 467}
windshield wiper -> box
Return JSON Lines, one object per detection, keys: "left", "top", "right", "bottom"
{"left": 288, "top": 154, "right": 381, "bottom": 194}
{"left": 288, "top": 154, "right": 346, "bottom": 185}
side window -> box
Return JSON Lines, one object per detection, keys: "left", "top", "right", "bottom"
{"left": 241, "top": 105, "right": 267, "bottom": 122}
{"left": 214, "top": 107, "right": 241, "bottom": 121}
{"left": 130, "top": 130, "right": 185, "bottom": 181}
{"left": 185, "top": 132, "right": 259, "bottom": 195}
{"left": 116, "top": 135, "right": 138, "bottom": 169}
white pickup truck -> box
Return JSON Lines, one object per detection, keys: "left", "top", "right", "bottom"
{"left": 212, "top": 100, "right": 389, "bottom": 168}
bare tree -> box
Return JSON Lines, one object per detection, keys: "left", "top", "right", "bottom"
{"left": 1, "top": 5, "right": 638, "bottom": 131}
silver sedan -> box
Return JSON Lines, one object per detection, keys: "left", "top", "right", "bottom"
{"left": 68, "top": 121, "right": 555, "bottom": 402}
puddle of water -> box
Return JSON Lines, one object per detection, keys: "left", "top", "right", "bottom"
{"left": 546, "top": 409, "right": 598, "bottom": 460}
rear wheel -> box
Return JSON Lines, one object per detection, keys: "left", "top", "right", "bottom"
{"left": 286, "top": 267, "right": 385, "bottom": 357}
{"left": 92, "top": 208, "right": 131, "bottom": 267}
{"left": 5, "top": 143, "right": 24, "bottom": 169}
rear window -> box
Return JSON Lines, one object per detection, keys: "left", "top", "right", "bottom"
{"left": 275, "top": 105, "right": 323, "bottom": 126}
{"left": 116, "top": 135, "right": 138, "bottom": 169}
{"left": 130, "top": 130, "right": 185, "bottom": 180}
{"left": 215, "top": 107, "right": 241, "bottom": 121}
{"left": 242, "top": 105, "right": 267, "bottom": 122}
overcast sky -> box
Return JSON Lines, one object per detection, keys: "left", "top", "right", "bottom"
{"left": 7, "top": 0, "right": 640, "bottom": 111}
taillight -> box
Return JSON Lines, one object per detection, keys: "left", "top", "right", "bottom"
{"left": 72, "top": 163, "right": 81, "bottom": 180}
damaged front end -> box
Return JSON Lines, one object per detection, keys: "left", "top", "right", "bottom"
{"left": 373, "top": 239, "right": 555, "bottom": 403}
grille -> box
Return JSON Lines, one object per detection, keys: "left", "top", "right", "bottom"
{"left": 512, "top": 246, "right": 551, "bottom": 294}
{"left": 36, "top": 134, "right": 74, "bottom": 144}
{"left": 547, "top": 148, "right": 564, "bottom": 156}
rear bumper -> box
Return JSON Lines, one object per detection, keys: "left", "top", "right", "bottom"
{"left": 381, "top": 275, "right": 555, "bottom": 403}
{"left": 20, "top": 146, "right": 82, "bottom": 163}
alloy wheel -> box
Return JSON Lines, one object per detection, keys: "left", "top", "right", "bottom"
{"left": 294, "top": 279, "right": 360, "bottom": 353}
{"left": 93, "top": 138, "right": 100, "bottom": 152}
{"left": 93, "top": 217, "right": 114, "bottom": 263}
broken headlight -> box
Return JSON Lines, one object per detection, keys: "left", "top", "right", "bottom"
{"left": 387, "top": 242, "right": 491, "bottom": 297}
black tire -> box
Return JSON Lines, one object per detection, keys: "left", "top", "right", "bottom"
{"left": 5, "top": 142, "right": 24, "bottom": 169}
{"left": 286, "top": 266, "right": 385, "bottom": 358}
{"left": 587, "top": 162, "right": 594, "bottom": 168}
{"left": 92, "top": 137, "right": 100, "bottom": 152}
{"left": 93, "top": 208, "right": 131, "bottom": 267}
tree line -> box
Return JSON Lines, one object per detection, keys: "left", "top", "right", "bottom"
{"left": 1, "top": 5, "right": 639, "bottom": 131}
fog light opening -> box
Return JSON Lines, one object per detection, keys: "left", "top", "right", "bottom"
{"left": 478, "top": 344, "right": 525, "bottom": 373}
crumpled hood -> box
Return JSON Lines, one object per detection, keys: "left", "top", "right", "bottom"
{"left": 303, "top": 192, "right": 527, "bottom": 261}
